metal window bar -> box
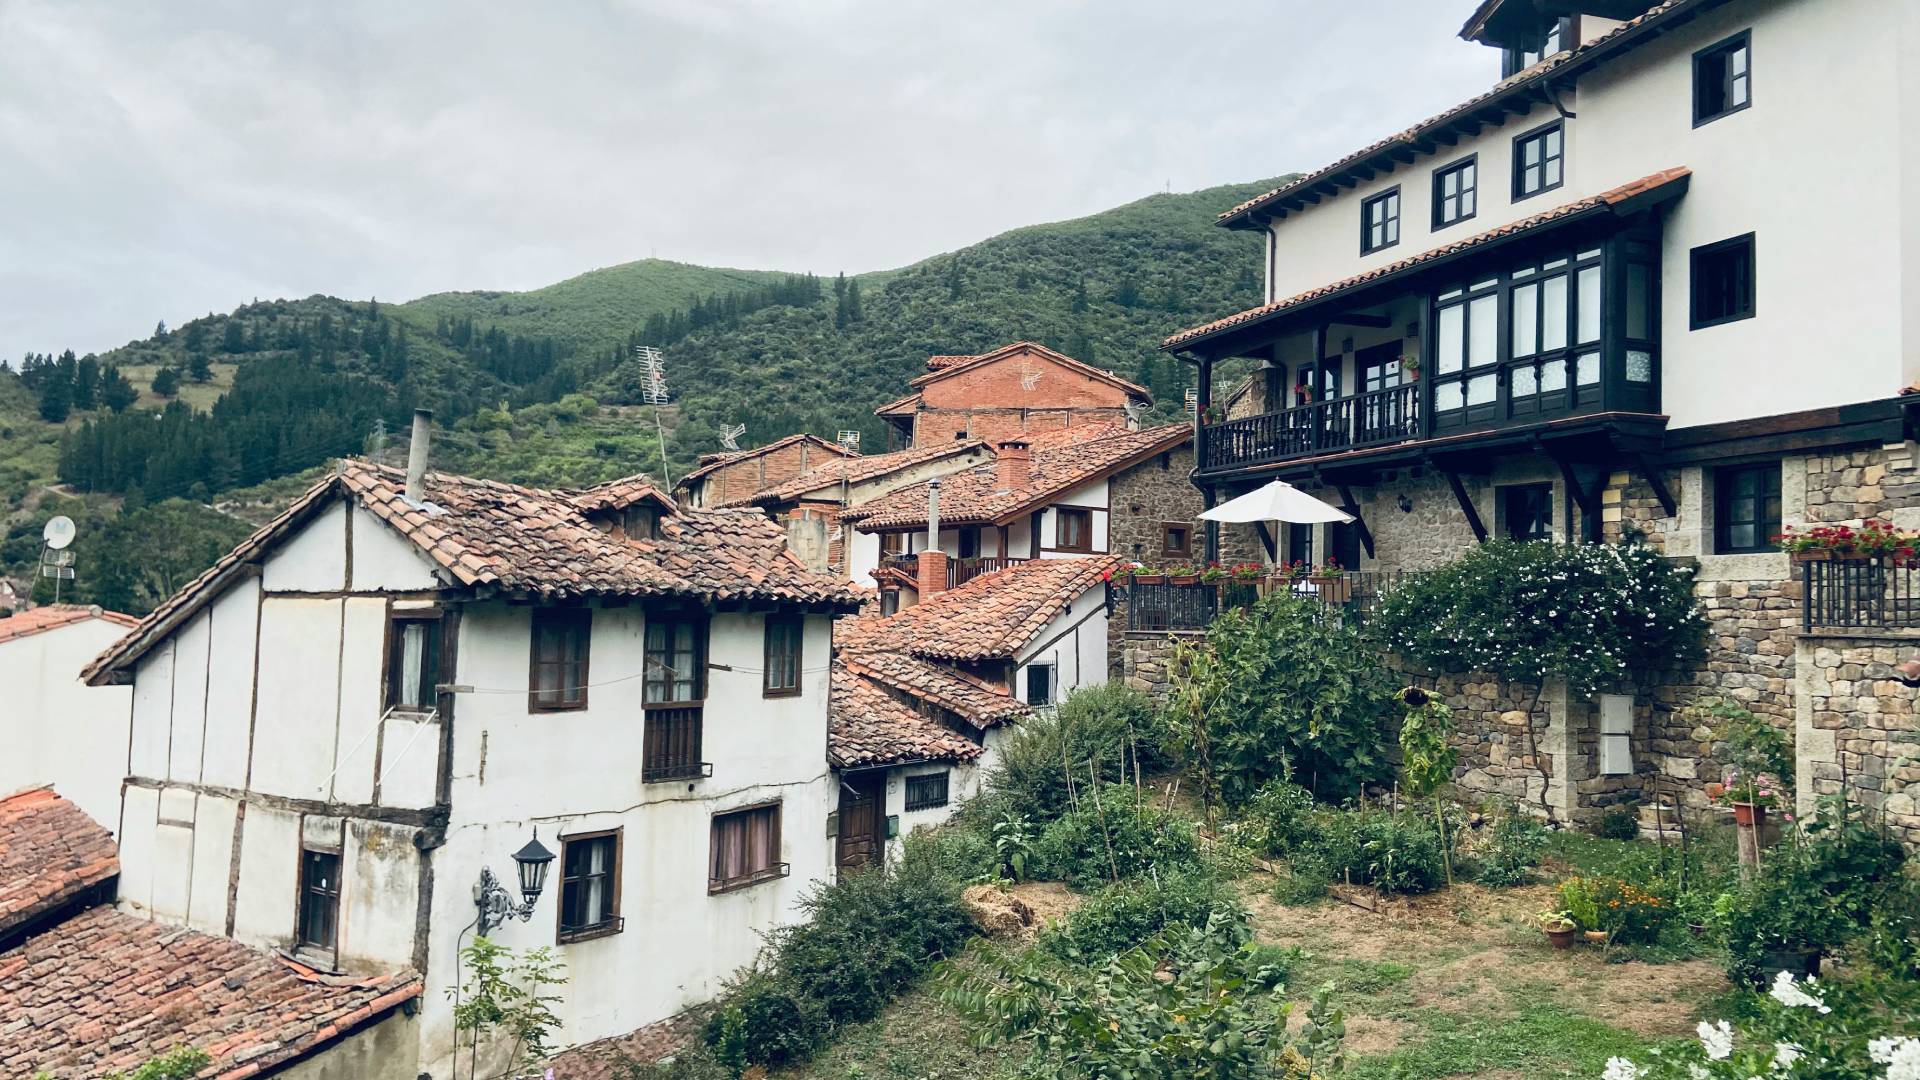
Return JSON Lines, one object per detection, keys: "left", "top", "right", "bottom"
{"left": 1802, "top": 556, "right": 1920, "bottom": 631}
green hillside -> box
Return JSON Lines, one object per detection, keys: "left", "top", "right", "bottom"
{"left": 0, "top": 176, "right": 1292, "bottom": 611}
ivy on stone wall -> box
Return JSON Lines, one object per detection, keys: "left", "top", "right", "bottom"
{"left": 1373, "top": 540, "right": 1708, "bottom": 698}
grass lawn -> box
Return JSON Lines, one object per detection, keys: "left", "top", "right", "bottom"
{"left": 773, "top": 845, "right": 1728, "bottom": 1080}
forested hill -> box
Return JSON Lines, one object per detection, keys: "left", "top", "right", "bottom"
{"left": 2, "top": 176, "right": 1291, "bottom": 611}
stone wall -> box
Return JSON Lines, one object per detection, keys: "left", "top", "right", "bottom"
{"left": 1108, "top": 444, "right": 1207, "bottom": 565}
{"left": 1797, "top": 634, "right": 1920, "bottom": 846}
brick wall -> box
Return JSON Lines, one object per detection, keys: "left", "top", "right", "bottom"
{"left": 695, "top": 441, "right": 841, "bottom": 506}
{"left": 909, "top": 346, "right": 1137, "bottom": 447}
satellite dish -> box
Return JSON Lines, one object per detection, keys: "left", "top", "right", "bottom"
{"left": 42, "top": 516, "right": 76, "bottom": 550}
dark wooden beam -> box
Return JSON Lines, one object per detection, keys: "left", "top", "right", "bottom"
{"left": 1328, "top": 313, "right": 1393, "bottom": 329}
{"left": 1443, "top": 470, "right": 1488, "bottom": 543}
{"left": 1388, "top": 147, "right": 1418, "bottom": 165}
{"left": 1553, "top": 453, "right": 1605, "bottom": 543}
{"left": 1336, "top": 483, "right": 1374, "bottom": 559}
{"left": 1254, "top": 521, "right": 1278, "bottom": 564}
{"left": 1636, "top": 454, "right": 1677, "bottom": 517}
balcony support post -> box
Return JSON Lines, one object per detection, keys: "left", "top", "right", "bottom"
{"left": 1336, "top": 483, "right": 1375, "bottom": 559}
{"left": 1441, "top": 467, "right": 1489, "bottom": 543}
{"left": 1202, "top": 484, "right": 1220, "bottom": 563}
{"left": 1553, "top": 453, "right": 1605, "bottom": 544}
{"left": 1253, "top": 521, "right": 1278, "bottom": 564}
{"left": 1635, "top": 454, "right": 1677, "bottom": 517}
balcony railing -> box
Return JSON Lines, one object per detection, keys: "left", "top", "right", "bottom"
{"left": 879, "top": 553, "right": 918, "bottom": 574}
{"left": 1802, "top": 556, "right": 1920, "bottom": 631}
{"left": 643, "top": 705, "right": 710, "bottom": 783}
{"left": 1124, "top": 571, "right": 1415, "bottom": 632}
{"left": 950, "top": 556, "right": 1028, "bottom": 588}
{"left": 1202, "top": 383, "right": 1420, "bottom": 471}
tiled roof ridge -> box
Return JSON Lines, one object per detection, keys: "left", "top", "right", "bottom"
{"left": 1217, "top": 0, "right": 1704, "bottom": 226}
{"left": 0, "top": 604, "right": 139, "bottom": 646}
{"left": 1166, "top": 168, "right": 1692, "bottom": 349}
{"left": 744, "top": 438, "right": 991, "bottom": 506}
{"left": 677, "top": 432, "right": 857, "bottom": 486}
{"left": 906, "top": 340, "right": 1152, "bottom": 399}
{"left": 843, "top": 554, "right": 1122, "bottom": 663}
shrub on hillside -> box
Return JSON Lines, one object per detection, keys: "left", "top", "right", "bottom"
{"left": 988, "top": 683, "right": 1165, "bottom": 819}
{"left": 1039, "top": 868, "right": 1240, "bottom": 962}
{"left": 1030, "top": 784, "right": 1199, "bottom": 888}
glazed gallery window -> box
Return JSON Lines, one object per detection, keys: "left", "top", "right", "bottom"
{"left": 904, "top": 771, "right": 951, "bottom": 812}
{"left": 1432, "top": 247, "right": 1603, "bottom": 426}
{"left": 1690, "top": 233, "right": 1756, "bottom": 329}
{"left": 1502, "top": 484, "right": 1554, "bottom": 542}
{"left": 1694, "top": 31, "right": 1752, "bottom": 125}
{"left": 297, "top": 848, "right": 341, "bottom": 952}
{"left": 763, "top": 615, "right": 803, "bottom": 698}
{"left": 529, "top": 608, "right": 591, "bottom": 711}
{"left": 1055, "top": 508, "right": 1093, "bottom": 552}
{"left": 1361, "top": 187, "right": 1401, "bottom": 254}
{"left": 710, "top": 802, "right": 785, "bottom": 893}
{"left": 1512, "top": 121, "right": 1565, "bottom": 200}
{"left": 1432, "top": 155, "right": 1477, "bottom": 229}
{"left": 558, "top": 831, "right": 621, "bottom": 942}
{"left": 1715, "top": 462, "right": 1781, "bottom": 554}
{"left": 384, "top": 611, "right": 441, "bottom": 712}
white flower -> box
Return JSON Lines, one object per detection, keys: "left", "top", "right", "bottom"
{"left": 1770, "top": 1042, "right": 1801, "bottom": 1070}
{"left": 1698, "top": 1020, "right": 1735, "bottom": 1060}
{"left": 1871, "top": 1036, "right": 1920, "bottom": 1080}
{"left": 1602, "top": 1057, "right": 1646, "bottom": 1080}
{"left": 1686, "top": 1066, "right": 1708, "bottom": 1080}
{"left": 1767, "top": 971, "right": 1831, "bottom": 1014}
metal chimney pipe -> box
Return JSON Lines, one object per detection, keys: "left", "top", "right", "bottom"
{"left": 926, "top": 477, "right": 941, "bottom": 552}
{"left": 405, "top": 409, "right": 432, "bottom": 504}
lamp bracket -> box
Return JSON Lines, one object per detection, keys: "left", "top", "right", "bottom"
{"left": 474, "top": 866, "right": 538, "bottom": 936}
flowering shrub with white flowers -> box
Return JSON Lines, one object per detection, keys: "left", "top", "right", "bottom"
{"left": 1602, "top": 971, "right": 1918, "bottom": 1079}
{"left": 1372, "top": 540, "right": 1707, "bottom": 699}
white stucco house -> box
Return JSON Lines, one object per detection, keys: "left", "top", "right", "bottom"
{"left": 829, "top": 555, "right": 1119, "bottom": 866}
{"left": 82, "top": 443, "right": 866, "bottom": 1078}
{"left": 0, "top": 604, "right": 137, "bottom": 828}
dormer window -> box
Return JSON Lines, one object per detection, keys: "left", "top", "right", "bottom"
{"left": 1501, "top": 16, "right": 1573, "bottom": 78}
{"left": 623, "top": 505, "right": 659, "bottom": 540}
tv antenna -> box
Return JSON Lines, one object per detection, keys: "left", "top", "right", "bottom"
{"left": 1123, "top": 400, "right": 1144, "bottom": 429}
{"left": 1183, "top": 388, "right": 1199, "bottom": 416}
{"left": 634, "top": 345, "right": 676, "bottom": 487}
{"left": 40, "top": 516, "right": 76, "bottom": 603}
{"left": 718, "top": 423, "right": 747, "bottom": 452}
{"left": 836, "top": 430, "right": 861, "bottom": 452}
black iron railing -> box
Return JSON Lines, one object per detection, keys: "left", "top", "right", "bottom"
{"left": 1201, "top": 383, "right": 1420, "bottom": 471}
{"left": 1123, "top": 572, "right": 1414, "bottom": 632}
{"left": 1802, "top": 556, "right": 1920, "bottom": 631}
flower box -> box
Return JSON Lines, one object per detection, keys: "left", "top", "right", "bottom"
{"left": 1308, "top": 575, "right": 1352, "bottom": 603}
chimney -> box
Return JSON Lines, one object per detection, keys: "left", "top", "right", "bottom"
{"left": 405, "top": 409, "right": 433, "bottom": 504}
{"left": 785, "top": 511, "right": 829, "bottom": 573}
{"left": 995, "top": 440, "right": 1031, "bottom": 492}
{"left": 916, "top": 550, "right": 948, "bottom": 598}
{"left": 925, "top": 477, "right": 942, "bottom": 552}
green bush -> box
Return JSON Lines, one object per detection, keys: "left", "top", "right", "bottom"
{"left": 1165, "top": 592, "right": 1396, "bottom": 805}
{"left": 1271, "top": 853, "right": 1333, "bottom": 906}
{"left": 1373, "top": 540, "right": 1707, "bottom": 698}
{"left": 900, "top": 799, "right": 1000, "bottom": 884}
{"left": 1237, "top": 779, "right": 1318, "bottom": 855}
{"left": 1310, "top": 808, "right": 1447, "bottom": 895}
{"left": 1040, "top": 868, "right": 1240, "bottom": 962}
{"left": 1030, "top": 784, "right": 1199, "bottom": 888}
{"left": 1599, "top": 809, "right": 1640, "bottom": 841}
{"left": 702, "top": 854, "right": 972, "bottom": 1071}
{"left": 1473, "top": 808, "right": 1549, "bottom": 887}
{"left": 988, "top": 683, "right": 1165, "bottom": 819}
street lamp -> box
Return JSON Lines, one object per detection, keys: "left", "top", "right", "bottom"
{"left": 474, "top": 828, "right": 556, "bottom": 935}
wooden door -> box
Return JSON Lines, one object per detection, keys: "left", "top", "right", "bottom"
{"left": 836, "top": 773, "right": 886, "bottom": 878}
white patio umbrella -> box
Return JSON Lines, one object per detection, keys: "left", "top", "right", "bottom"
{"left": 1199, "top": 480, "right": 1354, "bottom": 526}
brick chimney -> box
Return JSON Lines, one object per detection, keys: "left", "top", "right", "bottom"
{"left": 916, "top": 550, "right": 949, "bottom": 598}
{"left": 995, "top": 440, "right": 1031, "bottom": 492}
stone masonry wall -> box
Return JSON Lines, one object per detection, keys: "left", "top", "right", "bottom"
{"left": 1109, "top": 444, "right": 1208, "bottom": 565}
{"left": 1798, "top": 635, "right": 1920, "bottom": 846}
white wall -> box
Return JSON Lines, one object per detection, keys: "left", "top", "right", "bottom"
{"left": 1014, "top": 585, "right": 1108, "bottom": 705}
{"left": 1037, "top": 479, "right": 1111, "bottom": 557}
{"left": 0, "top": 615, "right": 133, "bottom": 829}
{"left": 1259, "top": 0, "right": 1907, "bottom": 426}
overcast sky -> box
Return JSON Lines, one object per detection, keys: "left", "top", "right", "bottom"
{"left": 0, "top": 1, "right": 1493, "bottom": 357}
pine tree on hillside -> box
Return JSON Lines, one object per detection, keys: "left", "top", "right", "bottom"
{"left": 153, "top": 320, "right": 169, "bottom": 342}
{"left": 100, "top": 367, "right": 137, "bottom": 413}
{"left": 37, "top": 368, "right": 71, "bottom": 422}
{"left": 151, "top": 367, "right": 181, "bottom": 397}
{"left": 222, "top": 318, "right": 245, "bottom": 354}
{"left": 189, "top": 353, "right": 213, "bottom": 382}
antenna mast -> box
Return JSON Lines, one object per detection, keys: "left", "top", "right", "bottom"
{"left": 635, "top": 345, "right": 675, "bottom": 487}
{"left": 719, "top": 422, "right": 747, "bottom": 451}
{"left": 40, "top": 516, "right": 77, "bottom": 604}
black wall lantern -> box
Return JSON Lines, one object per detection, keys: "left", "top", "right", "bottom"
{"left": 475, "top": 828, "right": 556, "bottom": 935}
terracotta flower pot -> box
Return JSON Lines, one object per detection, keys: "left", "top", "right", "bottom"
{"left": 1544, "top": 927, "right": 1580, "bottom": 950}
{"left": 1732, "top": 801, "right": 1765, "bottom": 828}
{"left": 1169, "top": 574, "right": 1199, "bottom": 586}
{"left": 1789, "top": 550, "right": 1831, "bottom": 563}
{"left": 1584, "top": 930, "right": 1609, "bottom": 945}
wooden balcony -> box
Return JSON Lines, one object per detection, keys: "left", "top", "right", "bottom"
{"left": 1202, "top": 383, "right": 1420, "bottom": 472}
{"left": 949, "top": 556, "right": 1028, "bottom": 588}
{"left": 642, "top": 705, "right": 710, "bottom": 783}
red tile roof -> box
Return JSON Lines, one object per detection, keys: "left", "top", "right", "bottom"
{"left": 567, "top": 474, "right": 677, "bottom": 515}
{"left": 828, "top": 664, "right": 985, "bottom": 769}
{"left": 744, "top": 440, "right": 989, "bottom": 507}
{"left": 0, "top": 906, "right": 421, "bottom": 1079}
{"left": 1217, "top": 0, "right": 1714, "bottom": 228}
{"left": 1166, "top": 168, "right": 1692, "bottom": 350}
{"left": 542, "top": 1009, "right": 706, "bottom": 1079}
{"left": 675, "top": 433, "right": 855, "bottom": 488}
{"left": 906, "top": 341, "right": 1151, "bottom": 401}
{"left": 0, "top": 606, "right": 138, "bottom": 647}
{"left": 0, "top": 789, "right": 117, "bottom": 941}
{"left": 873, "top": 391, "right": 924, "bottom": 417}
{"left": 840, "top": 649, "right": 1029, "bottom": 730}
{"left": 925, "top": 354, "right": 976, "bottom": 371}
{"left": 840, "top": 424, "right": 1190, "bottom": 532}
{"left": 840, "top": 556, "right": 1121, "bottom": 663}
{"left": 85, "top": 461, "right": 865, "bottom": 685}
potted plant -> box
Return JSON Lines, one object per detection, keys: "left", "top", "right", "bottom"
{"left": 1199, "top": 563, "right": 1229, "bottom": 584}
{"left": 1712, "top": 768, "right": 1781, "bottom": 827}
{"left": 1167, "top": 564, "right": 1200, "bottom": 586}
{"left": 1558, "top": 877, "right": 1605, "bottom": 943}
{"left": 1130, "top": 565, "right": 1168, "bottom": 585}
{"left": 1308, "top": 558, "right": 1351, "bottom": 603}
{"left": 1284, "top": 560, "right": 1313, "bottom": 583}
{"left": 1400, "top": 354, "right": 1421, "bottom": 383}
{"left": 1538, "top": 910, "right": 1580, "bottom": 950}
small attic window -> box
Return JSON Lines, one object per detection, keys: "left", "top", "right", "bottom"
{"left": 623, "top": 505, "right": 659, "bottom": 540}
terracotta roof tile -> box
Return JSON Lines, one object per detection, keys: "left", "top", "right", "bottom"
{"left": 872, "top": 391, "right": 924, "bottom": 417}
{"left": 1166, "top": 168, "right": 1692, "bottom": 349}
{"left": 86, "top": 462, "right": 865, "bottom": 684}
{"left": 0, "top": 906, "right": 421, "bottom": 1079}
{"left": 0, "top": 606, "right": 138, "bottom": 647}
{"left": 839, "top": 555, "right": 1121, "bottom": 663}
{"left": 566, "top": 474, "right": 678, "bottom": 515}
{"left": 839, "top": 650, "right": 1028, "bottom": 730}
{"left": 924, "top": 354, "right": 977, "bottom": 371}
{"left": 840, "top": 424, "right": 1190, "bottom": 532}
{"left": 1217, "top": 0, "right": 1707, "bottom": 227}
{"left": 828, "top": 665, "right": 984, "bottom": 769}
{"left": 743, "top": 440, "right": 990, "bottom": 506}
{"left": 0, "top": 790, "right": 117, "bottom": 940}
